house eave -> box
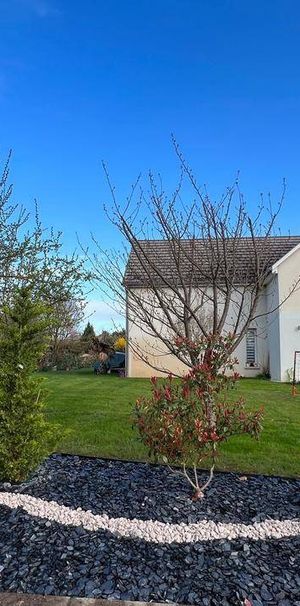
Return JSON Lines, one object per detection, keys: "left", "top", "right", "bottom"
{"left": 272, "top": 242, "right": 300, "bottom": 274}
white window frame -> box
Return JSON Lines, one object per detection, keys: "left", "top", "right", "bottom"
{"left": 245, "top": 328, "right": 259, "bottom": 368}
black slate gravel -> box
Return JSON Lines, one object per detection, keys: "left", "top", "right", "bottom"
{"left": 5, "top": 454, "right": 300, "bottom": 525}
{"left": 0, "top": 454, "right": 299, "bottom": 605}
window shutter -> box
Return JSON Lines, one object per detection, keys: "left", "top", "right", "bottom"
{"left": 246, "top": 329, "right": 256, "bottom": 365}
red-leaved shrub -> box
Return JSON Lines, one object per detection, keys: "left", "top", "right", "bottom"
{"left": 134, "top": 334, "right": 263, "bottom": 498}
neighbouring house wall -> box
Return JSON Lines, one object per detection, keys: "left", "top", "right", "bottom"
{"left": 275, "top": 246, "right": 300, "bottom": 381}
{"left": 126, "top": 286, "right": 268, "bottom": 378}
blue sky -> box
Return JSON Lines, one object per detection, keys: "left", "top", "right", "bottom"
{"left": 1, "top": 0, "right": 300, "bottom": 329}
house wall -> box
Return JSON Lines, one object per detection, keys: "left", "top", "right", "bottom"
{"left": 126, "top": 286, "right": 269, "bottom": 378}
{"left": 265, "top": 275, "right": 281, "bottom": 380}
{"left": 274, "top": 246, "right": 300, "bottom": 381}
{"left": 126, "top": 287, "right": 189, "bottom": 377}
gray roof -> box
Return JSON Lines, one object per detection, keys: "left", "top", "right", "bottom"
{"left": 123, "top": 236, "right": 300, "bottom": 288}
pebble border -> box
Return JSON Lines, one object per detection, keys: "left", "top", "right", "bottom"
{"left": 0, "top": 491, "right": 299, "bottom": 544}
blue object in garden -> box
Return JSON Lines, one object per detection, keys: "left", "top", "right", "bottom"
{"left": 108, "top": 351, "right": 125, "bottom": 371}
{"left": 93, "top": 361, "right": 101, "bottom": 374}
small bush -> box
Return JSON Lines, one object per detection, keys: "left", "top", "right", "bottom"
{"left": 134, "top": 334, "right": 263, "bottom": 498}
{"left": 0, "top": 288, "right": 60, "bottom": 483}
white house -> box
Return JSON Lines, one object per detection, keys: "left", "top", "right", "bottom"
{"left": 124, "top": 236, "right": 300, "bottom": 381}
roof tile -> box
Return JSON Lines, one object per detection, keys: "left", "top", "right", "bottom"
{"left": 124, "top": 236, "right": 300, "bottom": 287}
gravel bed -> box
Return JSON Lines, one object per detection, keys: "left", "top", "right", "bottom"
{"left": 6, "top": 454, "right": 300, "bottom": 525}
{"left": 0, "top": 454, "right": 299, "bottom": 605}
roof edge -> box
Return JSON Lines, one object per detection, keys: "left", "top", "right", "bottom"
{"left": 272, "top": 242, "right": 300, "bottom": 273}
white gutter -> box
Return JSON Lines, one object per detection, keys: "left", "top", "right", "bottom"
{"left": 271, "top": 243, "right": 300, "bottom": 274}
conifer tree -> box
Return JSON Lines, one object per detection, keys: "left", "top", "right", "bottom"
{"left": 0, "top": 287, "right": 60, "bottom": 482}
{"left": 81, "top": 321, "right": 96, "bottom": 350}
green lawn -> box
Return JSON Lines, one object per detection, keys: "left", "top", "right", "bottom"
{"left": 43, "top": 369, "right": 300, "bottom": 477}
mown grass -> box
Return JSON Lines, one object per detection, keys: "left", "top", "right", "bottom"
{"left": 43, "top": 369, "right": 300, "bottom": 477}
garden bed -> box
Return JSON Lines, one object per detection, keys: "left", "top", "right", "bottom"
{"left": 0, "top": 455, "right": 299, "bottom": 605}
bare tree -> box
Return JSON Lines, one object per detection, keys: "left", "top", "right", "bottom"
{"left": 88, "top": 141, "right": 299, "bottom": 374}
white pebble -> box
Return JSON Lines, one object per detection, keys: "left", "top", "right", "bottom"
{"left": 0, "top": 491, "right": 299, "bottom": 545}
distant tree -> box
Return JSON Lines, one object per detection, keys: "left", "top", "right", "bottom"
{"left": 44, "top": 299, "right": 86, "bottom": 367}
{"left": 113, "top": 328, "right": 126, "bottom": 340}
{"left": 0, "top": 287, "right": 60, "bottom": 482}
{"left": 81, "top": 321, "right": 96, "bottom": 342}
{"left": 97, "top": 328, "right": 125, "bottom": 348}
{"left": 97, "top": 329, "right": 114, "bottom": 347}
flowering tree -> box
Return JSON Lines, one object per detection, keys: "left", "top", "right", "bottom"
{"left": 134, "top": 334, "right": 263, "bottom": 499}
{"left": 114, "top": 336, "right": 126, "bottom": 351}
{"left": 0, "top": 154, "right": 88, "bottom": 309}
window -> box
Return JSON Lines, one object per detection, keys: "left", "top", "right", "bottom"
{"left": 246, "top": 328, "right": 257, "bottom": 367}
